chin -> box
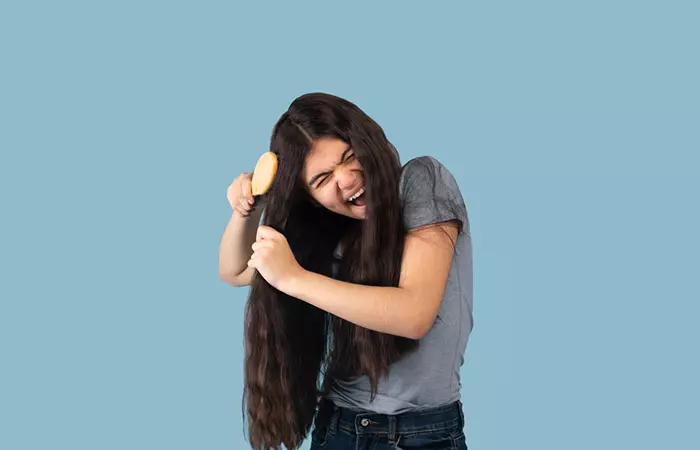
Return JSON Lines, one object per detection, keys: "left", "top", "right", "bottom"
{"left": 349, "top": 205, "right": 367, "bottom": 220}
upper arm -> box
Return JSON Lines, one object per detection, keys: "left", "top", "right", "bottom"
{"left": 398, "top": 220, "right": 459, "bottom": 338}
{"left": 397, "top": 156, "right": 467, "bottom": 338}
{"left": 220, "top": 265, "right": 255, "bottom": 287}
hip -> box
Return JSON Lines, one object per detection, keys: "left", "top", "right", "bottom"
{"left": 310, "top": 398, "right": 468, "bottom": 450}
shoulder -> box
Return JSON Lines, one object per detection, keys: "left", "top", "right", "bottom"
{"left": 398, "top": 156, "right": 469, "bottom": 232}
{"left": 400, "top": 155, "right": 446, "bottom": 182}
{"left": 399, "top": 156, "right": 460, "bottom": 197}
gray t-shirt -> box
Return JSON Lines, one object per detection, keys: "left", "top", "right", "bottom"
{"left": 326, "top": 156, "right": 474, "bottom": 414}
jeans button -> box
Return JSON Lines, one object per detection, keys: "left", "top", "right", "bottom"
{"left": 360, "top": 418, "right": 369, "bottom": 426}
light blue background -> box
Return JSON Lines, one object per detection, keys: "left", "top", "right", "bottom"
{"left": 1, "top": 1, "right": 698, "bottom": 449}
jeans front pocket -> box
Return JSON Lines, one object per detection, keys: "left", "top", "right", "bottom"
{"left": 449, "top": 429, "right": 468, "bottom": 450}
{"left": 394, "top": 430, "right": 456, "bottom": 449}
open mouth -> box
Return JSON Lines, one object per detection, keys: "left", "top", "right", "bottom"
{"left": 347, "top": 187, "right": 366, "bottom": 207}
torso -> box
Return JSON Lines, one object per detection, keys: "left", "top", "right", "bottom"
{"left": 326, "top": 156, "right": 474, "bottom": 414}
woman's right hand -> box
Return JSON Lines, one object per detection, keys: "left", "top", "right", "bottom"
{"left": 227, "top": 172, "right": 256, "bottom": 218}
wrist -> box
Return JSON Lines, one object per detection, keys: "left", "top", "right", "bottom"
{"left": 282, "top": 266, "right": 310, "bottom": 298}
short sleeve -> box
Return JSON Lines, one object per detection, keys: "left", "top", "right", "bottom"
{"left": 399, "top": 156, "right": 469, "bottom": 233}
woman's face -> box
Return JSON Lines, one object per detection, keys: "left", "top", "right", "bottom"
{"left": 302, "top": 137, "right": 367, "bottom": 220}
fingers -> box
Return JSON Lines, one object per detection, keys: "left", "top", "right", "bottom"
{"left": 241, "top": 174, "right": 255, "bottom": 205}
{"left": 247, "top": 241, "right": 271, "bottom": 268}
{"left": 228, "top": 172, "right": 256, "bottom": 217}
{"left": 256, "top": 225, "right": 283, "bottom": 241}
{"left": 237, "top": 197, "right": 253, "bottom": 217}
{"left": 251, "top": 240, "right": 273, "bottom": 252}
{"left": 238, "top": 176, "right": 256, "bottom": 217}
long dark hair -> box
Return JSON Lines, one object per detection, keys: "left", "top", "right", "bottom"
{"left": 243, "top": 93, "right": 417, "bottom": 449}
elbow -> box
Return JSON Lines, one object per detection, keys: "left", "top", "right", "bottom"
{"left": 219, "top": 270, "right": 243, "bottom": 287}
{"left": 404, "top": 303, "right": 440, "bottom": 340}
{"left": 394, "top": 289, "right": 442, "bottom": 339}
{"left": 404, "top": 316, "right": 433, "bottom": 340}
{"left": 406, "top": 321, "right": 431, "bottom": 340}
{"left": 218, "top": 268, "right": 230, "bottom": 282}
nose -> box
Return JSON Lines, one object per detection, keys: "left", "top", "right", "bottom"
{"left": 335, "top": 166, "right": 358, "bottom": 190}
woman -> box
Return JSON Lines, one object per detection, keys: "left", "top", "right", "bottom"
{"left": 218, "top": 93, "right": 473, "bottom": 450}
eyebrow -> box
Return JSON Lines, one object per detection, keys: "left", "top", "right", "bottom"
{"left": 308, "top": 145, "right": 353, "bottom": 187}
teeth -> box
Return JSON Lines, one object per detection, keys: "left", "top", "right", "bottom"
{"left": 348, "top": 187, "right": 365, "bottom": 202}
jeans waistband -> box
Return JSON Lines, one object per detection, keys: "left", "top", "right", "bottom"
{"left": 317, "top": 398, "right": 464, "bottom": 437}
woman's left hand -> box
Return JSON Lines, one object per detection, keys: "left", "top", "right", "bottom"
{"left": 247, "top": 225, "right": 305, "bottom": 292}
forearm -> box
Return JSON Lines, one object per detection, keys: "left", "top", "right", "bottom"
{"left": 284, "top": 270, "right": 426, "bottom": 339}
{"left": 218, "top": 208, "right": 263, "bottom": 278}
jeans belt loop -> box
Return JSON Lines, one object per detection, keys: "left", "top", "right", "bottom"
{"left": 388, "top": 415, "right": 396, "bottom": 443}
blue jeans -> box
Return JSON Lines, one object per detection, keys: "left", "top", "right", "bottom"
{"left": 309, "top": 399, "right": 468, "bottom": 450}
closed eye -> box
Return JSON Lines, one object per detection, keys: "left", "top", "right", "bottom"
{"left": 316, "top": 174, "right": 330, "bottom": 187}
